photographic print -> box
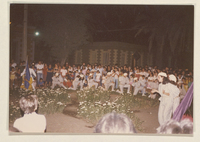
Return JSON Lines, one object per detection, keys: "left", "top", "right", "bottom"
{"left": 9, "top": 3, "right": 193, "bottom": 135}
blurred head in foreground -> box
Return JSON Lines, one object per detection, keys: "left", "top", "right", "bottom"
{"left": 157, "top": 119, "right": 193, "bottom": 134}
{"left": 19, "top": 94, "right": 38, "bottom": 114}
{"left": 94, "top": 112, "right": 136, "bottom": 133}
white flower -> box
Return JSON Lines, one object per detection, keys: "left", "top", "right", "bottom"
{"left": 57, "top": 102, "right": 63, "bottom": 105}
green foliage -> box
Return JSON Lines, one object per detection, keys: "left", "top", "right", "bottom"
{"left": 76, "top": 87, "right": 159, "bottom": 132}
{"left": 9, "top": 88, "right": 71, "bottom": 123}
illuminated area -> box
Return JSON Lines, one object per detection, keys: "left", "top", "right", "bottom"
{"left": 35, "top": 31, "right": 39, "bottom": 36}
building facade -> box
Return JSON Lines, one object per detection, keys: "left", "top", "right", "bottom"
{"left": 73, "top": 41, "right": 150, "bottom": 67}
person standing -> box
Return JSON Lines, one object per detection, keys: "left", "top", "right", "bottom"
{"left": 46, "top": 64, "right": 53, "bottom": 87}
{"left": 35, "top": 61, "right": 44, "bottom": 84}
{"left": 151, "top": 72, "right": 171, "bottom": 126}
{"left": 43, "top": 63, "right": 48, "bottom": 84}
{"left": 167, "top": 74, "right": 180, "bottom": 114}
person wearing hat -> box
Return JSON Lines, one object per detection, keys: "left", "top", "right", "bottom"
{"left": 51, "top": 73, "right": 67, "bottom": 89}
{"left": 167, "top": 74, "right": 180, "bottom": 114}
{"left": 118, "top": 73, "right": 130, "bottom": 94}
{"left": 104, "top": 72, "right": 115, "bottom": 91}
{"left": 88, "top": 73, "right": 98, "bottom": 89}
{"left": 151, "top": 72, "right": 170, "bottom": 126}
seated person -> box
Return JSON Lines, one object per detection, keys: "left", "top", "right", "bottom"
{"left": 132, "top": 76, "right": 146, "bottom": 96}
{"left": 104, "top": 72, "right": 115, "bottom": 91}
{"left": 88, "top": 73, "right": 98, "bottom": 89}
{"left": 94, "top": 112, "right": 136, "bottom": 133}
{"left": 38, "top": 78, "right": 44, "bottom": 89}
{"left": 118, "top": 73, "right": 130, "bottom": 94}
{"left": 13, "top": 94, "right": 46, "bottom": 133}
{"left": 51, "top": 73, "right": 67, "bottom": 89}
{"left": 69, "top": 75, "right": 81, "bottom": 90}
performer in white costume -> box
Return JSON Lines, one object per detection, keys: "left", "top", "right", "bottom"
{"left": 132, "top": 77, "right": 146, "bottom": 96}
{"left": 105, "top": 72, "right": 115, "bottom": 91}
{"left": 88, "top": 73, "right": 98, "bottom": 89}
{"left": 119, "top": 73, "right": 130, "bottom": 94}
{"left": 167, "top": 74, "right": 180, "bottom": 114}
{"left": 151, "top": 72, "right": 171, "bottom": 126}
{"left": 70, "top": 75, "right": 81, "bottom": 90}
{"left": 51, "top": 73, "right": 67, "bottom": 89}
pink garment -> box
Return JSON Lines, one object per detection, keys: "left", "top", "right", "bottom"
{"left": 181, "top": 114, "right": 193, "bottom": 122}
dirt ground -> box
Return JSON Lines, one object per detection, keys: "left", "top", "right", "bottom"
{"left": 44, "top": 106, "right": 159, "bottom": 134}
{"left": 44, "top": 92, "right": 160, "bottom": 134}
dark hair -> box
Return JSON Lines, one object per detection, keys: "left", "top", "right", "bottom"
{"left": 162, "top": 77, "right": 169, "bottom": 84}
{"left": 169, "top": 80, "right": 177, "bottom": 86}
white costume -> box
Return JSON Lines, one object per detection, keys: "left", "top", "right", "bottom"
{"left": 166, "top": 83, "right": 180, "bottom": 114}
{"left": 132, "top": 78, "right": 146, "bottom": 96}
{"left": 71, "top": 77, "right": 80, "bottom": 90}
{"left": 157, "top": 83, "right": 173, "bottom": 126}
{"left": 105, "top": 73, "right": 115, "bottom": 91}
{"left": 119, "top": 73, "right": 130, "bottom": 94}
{"left": 21, "top": 68, "right": 37, "bottom": 91}
{"left": 51, "top": 74, "right": 67, "bottom": 89}
{"left": 88, "top": 74, "right": 98, "bottom": 89}
{"left": 79, "top": 78, "right": 85, "bottom": 90}
{"left": 168, "top": 75, "right": 181, "bottom": 114}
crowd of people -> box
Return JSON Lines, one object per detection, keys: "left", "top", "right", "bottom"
{"left": 10, "top": 60, "right": 193, "bottom": 97}
{"left": 10, "top": 59, "right": 193, "bottom": 133}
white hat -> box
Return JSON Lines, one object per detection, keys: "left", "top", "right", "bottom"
{"left": 80, "top": 74, "right": 84, "bottom": 78}
{"left": 134, "top": 77, "right": 138, "bottom": 81}
{"left": 158, "top": 72, "right": 167, "bottom": 77}
{"left": 124, "top": 73, "right": 128, "bottom": 76}
{"left": 89, "top": 73, "right": 93, "bottom": 76}
{"left": 169, "top": 74, "right": 177, "bottom": 82}
{"left": 55, "top": 73, "right": 59, "bottom": 76}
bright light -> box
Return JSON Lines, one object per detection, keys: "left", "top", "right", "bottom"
{"left": 35, "top": 32, "right": 39, "bottom": 36}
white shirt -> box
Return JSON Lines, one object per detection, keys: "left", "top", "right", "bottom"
{"left": 11, "top": 63, "right": 17, "bottom": 68}
{"left": 114, "top": 71, "right": 119, "bottom": 79}
{"left": 60, "top": 69, "right": 68, "bottom": 76}
{"left": 13, "top": 112, "right": 46, "bottom": 133}
{"left": 165, "top": 83, "right": 180, "bottom": 98}
{"left": 119, "top": 76, "right": 129, "bottom": 85}
{"left": 21, "top": 68, "right": 37, "bottom": 80}
{"left": 36, "top": 64, "right": 44, "bottom": 73}
{"left": 96, "top": 73, "right": 101, "bottom": 82}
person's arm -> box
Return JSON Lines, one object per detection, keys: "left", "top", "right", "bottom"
{"left": 20, "top": 69, "right": 25, "bottom": 76}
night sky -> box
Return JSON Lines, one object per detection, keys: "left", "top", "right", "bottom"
{"left": 10, "top": 4, "right": 194, "bottom": 67}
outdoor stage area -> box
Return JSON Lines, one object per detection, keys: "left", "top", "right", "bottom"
{"left": 9, "top": 87, "right": 160, "bottom": 134}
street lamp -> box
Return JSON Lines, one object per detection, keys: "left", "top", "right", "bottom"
{"left": 35, "top": 31, "right": 39, "bottom": 36}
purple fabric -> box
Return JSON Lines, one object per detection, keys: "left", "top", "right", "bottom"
{"left": 172, "top": 82, "right": 193, "bottom": 121}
